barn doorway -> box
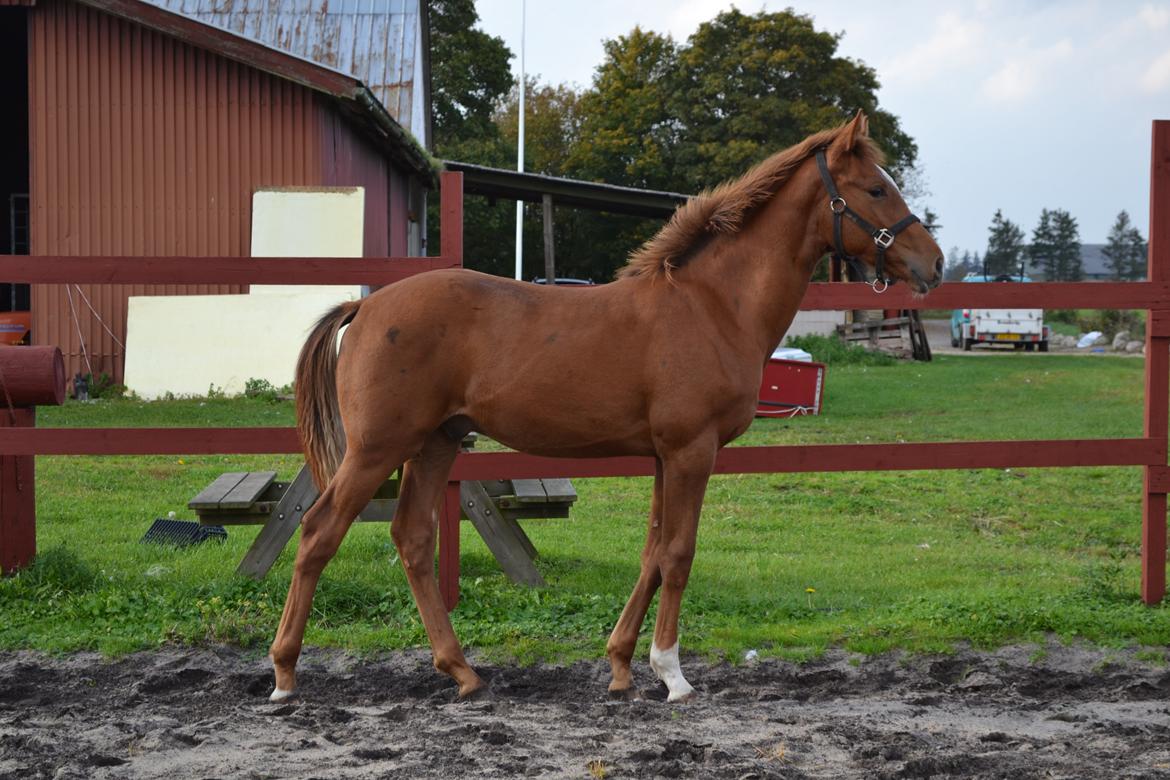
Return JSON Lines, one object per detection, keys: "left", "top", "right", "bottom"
{"left": 0, "top": 8, "right": 30, "bottom": 344}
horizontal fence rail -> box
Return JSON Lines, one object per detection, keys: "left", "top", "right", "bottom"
{"left": 801, "top": 281, "right": 1170, "bottom": 311}
{"left": 2, "top": 259, "right": 1166, "bottom": 310}
{"left": 0, "top": 256, "right": 460, "bottom": 286}
{"left": 2, "top": 430, "right": 1161, "bottom": 474}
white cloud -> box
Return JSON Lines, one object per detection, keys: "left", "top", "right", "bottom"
{"left": 1139, "top": 4, "right": 1170, "bottom": 30}
{"left": 979, "top": 39, "right": 1073, "bottom": 103}
{"left": 881, "top": 11, "right": 985, "bottom": 86}
{"left": 1142, "top": 50, "right": 1170, "bottom": 93}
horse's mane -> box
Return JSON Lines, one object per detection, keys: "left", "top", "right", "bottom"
{"left": 618, "top": 122, "right": 884, "bottom": 280}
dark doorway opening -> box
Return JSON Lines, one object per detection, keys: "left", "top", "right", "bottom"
{"left": 0, "top": 8, "right": 30, "bottom": 332}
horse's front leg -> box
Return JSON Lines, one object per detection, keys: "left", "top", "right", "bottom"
{"left": 649, "top": 438, "right": 716, "bottom": 702}
{"left": 606, "top": 458, "right": 663, "bottom": 696}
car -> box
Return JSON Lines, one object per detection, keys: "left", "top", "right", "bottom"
{"left": 531, "top": 277, "right": 595, "bottom": 286}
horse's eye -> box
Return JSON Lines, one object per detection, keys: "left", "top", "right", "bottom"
{"left": 868, "top": 186, "right": 887, "bottom": 198}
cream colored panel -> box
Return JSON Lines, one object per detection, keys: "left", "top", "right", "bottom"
{"left": 250, "top": 187, "right": 365, "bottom": 297}
{"left": 123, "top": 291, "right": 357, "bottom": 399}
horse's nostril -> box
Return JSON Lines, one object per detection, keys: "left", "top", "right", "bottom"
{"left": 934, "top": 256, "right": 944, "bottom": 278}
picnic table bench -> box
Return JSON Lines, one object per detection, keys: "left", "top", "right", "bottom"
{"left": 189, "top": 457, "right": 577, "bottom": 587}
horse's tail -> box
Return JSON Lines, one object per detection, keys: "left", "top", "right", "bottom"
{"left": 296, "top": 300, "right": 362, "bottom": 490}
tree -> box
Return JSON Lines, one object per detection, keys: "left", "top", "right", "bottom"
{"left": 429, "top": 0, "right": 514, "bottom": 148}
{"left": 566, "top": 27, "right": 680, "bottom": 190}
{"left": 984, "top": 210, "right": 1025, "bottom": 277}
{"left": 427, "top": 0, "right": 515, "bottom": 275}
{"left": 1103, "top": 210, "right": 1147, "bottom": 280}
{"left": 1029, "top": 208, "right": 1056, "bottom": 279}
{"left": 1050, "top": 209, "right": 1082, "bottom": 281}
{"left": 945, "top": 247, "right": 979, "bottom": 281}
{"left": 921, "top": 208, "right": 941, "bottom": 236}
{"left": 667, "top": 8, "right": 921, "bottom": 194}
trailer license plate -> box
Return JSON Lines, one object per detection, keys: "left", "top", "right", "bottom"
{"left": 994, "top": 333, "right": 1021, "bottom": 341}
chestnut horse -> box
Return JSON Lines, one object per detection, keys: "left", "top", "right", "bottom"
{"left": 269, "top": 112, "right": 943, "bottom": 703}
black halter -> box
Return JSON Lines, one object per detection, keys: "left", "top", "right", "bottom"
{"left": 814, "top": 149, "right": 921, "bottom": 293}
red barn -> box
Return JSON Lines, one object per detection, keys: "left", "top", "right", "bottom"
{"left": 0, "top": 0, "right": 434, "bottom": 380}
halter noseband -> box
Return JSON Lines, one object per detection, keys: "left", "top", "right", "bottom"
{"left": 815, "top": 149, "right": 920, "bottom": 293}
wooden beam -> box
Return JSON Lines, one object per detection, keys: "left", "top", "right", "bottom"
{"left": 0, "top": 409, "right": 35, "bottom": 575}
{"left": 801, "top": 281, "right": 1170, "bottom": 311}
{"left": 0, "top": 430, "right": 1160, "bottom": 473}
{"left": 1143, "top": 119, "right": 1170, "bottom": 604}
{"left": 440, "top": 171, "right": 464, "bottom": 266}
{"left": 542, "top": 193, "right": 555, "bottom": 284}
{"left": 0, "top": 257, "right": 459, "bottom": 286}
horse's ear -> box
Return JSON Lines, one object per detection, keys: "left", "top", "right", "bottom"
{"left": 838, "top": 110, "right": 869, "bottom": 153}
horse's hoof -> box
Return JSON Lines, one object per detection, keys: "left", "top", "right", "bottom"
{"left": 666, "top": 688, "right": 697, "bottom": 704}
{"left": 608, "top": 686, "right": 641, "bottom": 702}
{"left": 457, "top": 680, "right": 488, "bottom": 702}
{"left": 269, "top": 686, "right": 298, "bottom": 703}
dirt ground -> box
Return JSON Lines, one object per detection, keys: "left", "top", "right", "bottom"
{"left": 2, "top": 642, "right": 1170, "bottom": 779}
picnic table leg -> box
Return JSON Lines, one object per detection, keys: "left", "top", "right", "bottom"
{"left": 440, "top": 481, "right": 461, "bottom": 611}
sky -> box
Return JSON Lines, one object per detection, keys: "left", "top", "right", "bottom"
{"left": 473, "top": 0, "right": 1170, "bottom": 259}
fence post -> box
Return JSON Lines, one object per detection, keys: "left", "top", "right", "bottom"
{"left": 440, "top": 482, "right": 461, "bottom": 610}
{"left": 440, "top": 171, "right": 464, "bottom": 267}
{"left": 1143, "top": 119, "right": 1170, "bottom": 604}
{"left": 438, "top": 170, "right": 464, "bottom": 610}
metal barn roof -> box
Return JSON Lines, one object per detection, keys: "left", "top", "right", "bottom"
{"left": 143, "top": 0, "right": 430, "bottom": 147}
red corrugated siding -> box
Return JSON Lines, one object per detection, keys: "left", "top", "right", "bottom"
{"left": 318, "top": 104, "right": 394, "bottom": 258}
{"left": 29, "top": 0, "right": 324, "bottom": 380}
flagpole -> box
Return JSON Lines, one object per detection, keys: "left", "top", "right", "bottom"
{"left": 514, "top": 0, "right": 526, "bottom": 280}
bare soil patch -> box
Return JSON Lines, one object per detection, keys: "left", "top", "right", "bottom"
{"left": 3, "top": 643, "right": 1169, "bottom": 779}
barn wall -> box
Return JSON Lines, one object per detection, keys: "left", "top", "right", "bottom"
{"left": 28, "top": 0, "right": 325, "bottom": 380}
{"left": 318, "top": 105, "right": 394, "bottom": 258}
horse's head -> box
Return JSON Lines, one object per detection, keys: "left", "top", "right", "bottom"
{"left": 816, "top": 112, "right": 943, "bottom": 294}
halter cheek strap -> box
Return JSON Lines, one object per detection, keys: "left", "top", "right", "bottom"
{"left": 814, "top": 149, "right": 920, "bottom": 293}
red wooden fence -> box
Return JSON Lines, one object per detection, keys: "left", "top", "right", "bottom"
{"left": 3, "top": 121, "right": 1169, "bottom": 611}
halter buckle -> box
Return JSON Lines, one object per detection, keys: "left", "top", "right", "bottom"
{"left": 870, "top": 277, "right": 889, "bottom": 294}
{"left": 829, "top": 196, "right": 847, "bottom": 214}
{"left": 873, "top": 228, "right": 895, "bottom": 250}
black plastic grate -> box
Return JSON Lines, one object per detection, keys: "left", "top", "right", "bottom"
{"left": 140, "top": 518, "right": 227, "bottom": 547}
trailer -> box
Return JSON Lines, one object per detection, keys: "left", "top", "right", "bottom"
{"left": 950, "top": 273, "right": 1050, "bottom": 352}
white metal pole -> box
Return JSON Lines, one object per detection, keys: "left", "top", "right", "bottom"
{"left": 514, "top": 0, "right": 526, "bottom": 280}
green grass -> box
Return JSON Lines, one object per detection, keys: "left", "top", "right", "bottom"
{"left": 1, "top": 354, "right": 1166, "bottom": 664}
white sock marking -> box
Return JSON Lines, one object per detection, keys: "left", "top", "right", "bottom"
{"left": 269, "top": 686, "right": 296, "bottom": 703}
{"left": 650, "top": 641, "right": 694, "bottom": 702}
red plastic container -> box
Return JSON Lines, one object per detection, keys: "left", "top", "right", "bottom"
{"left": 756, "top": 358, "right": 826, "bottom": 417}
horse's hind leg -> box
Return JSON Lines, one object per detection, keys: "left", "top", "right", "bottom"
{"left": 392, "top": 430, "right": 483, "bottom": 697}
{"left": 606, "top": 458, "right": 664, "bottom": 696}
{"left": 269, "top": 447, "right": 399, "bottom": 700}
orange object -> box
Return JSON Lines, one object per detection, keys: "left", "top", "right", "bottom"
{"left": 0, "top": 312, "right": 31, "bottom": 345}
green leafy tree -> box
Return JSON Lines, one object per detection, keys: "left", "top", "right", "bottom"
{"left": 1103, "top": 210, "right": 1147, "bottom": 280}
{"left": 429, "top": 0, "right": 513, "bottom": 146}
{"left": 984, "top": 209, "right": 1025, "bottom": 277}
{"left": 426, "top": 0, "right": 515, "bottom": 275}
{"left": 495, "top": 80, "right": 629, "bottom": 281}
{"left": 1050, "top": 209, "right": 1082, "bottom": 281}
{"left": 567, "top": 28, "right": 680, "bottom": 190}
{"left": 667, "top": 8, "right": 921, "bottom": 194}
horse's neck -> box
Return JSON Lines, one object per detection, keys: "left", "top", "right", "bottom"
{"left": 680, "top": 166, "right": 825, "bottom": 358}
